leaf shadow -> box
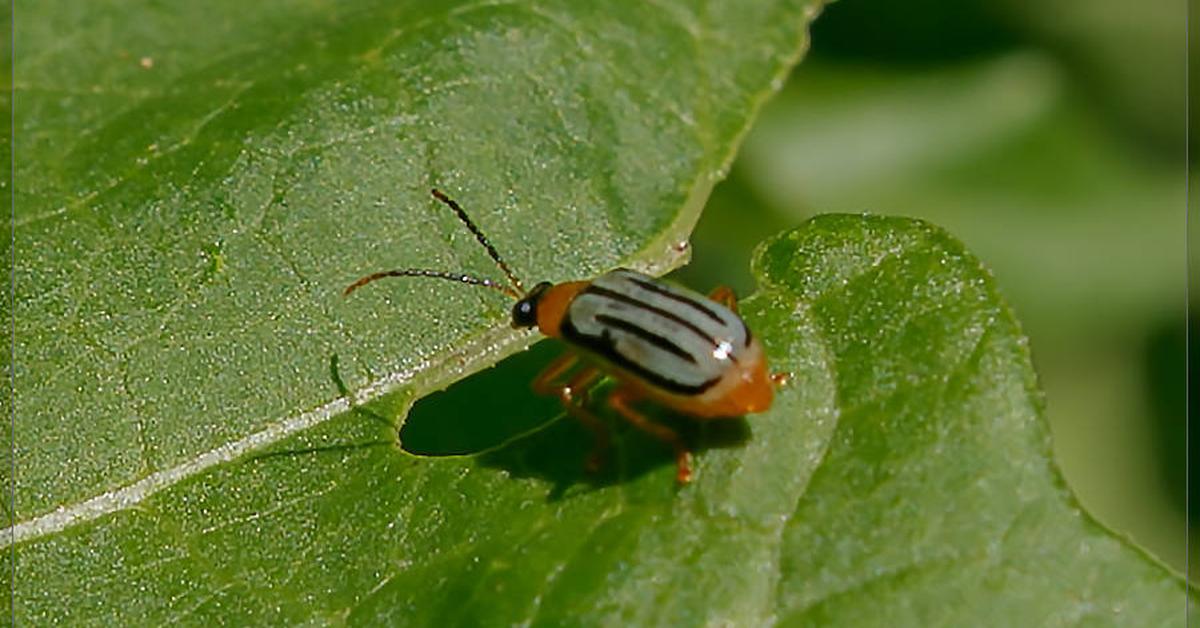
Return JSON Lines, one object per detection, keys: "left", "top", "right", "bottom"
{"left": 402, "top": 339, "right": 752, "bottom": 499}
{"left": 246, "top": 345, "right": 752, "bottom": 493}
{"left": 478, "top": 410, "right": 752, "bottom": 501}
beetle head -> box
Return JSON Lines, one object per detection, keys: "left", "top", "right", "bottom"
{"left": 511, "top": 281, "right": 553, "bottom": 328}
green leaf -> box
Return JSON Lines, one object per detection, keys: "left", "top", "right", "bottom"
{"left": 754, "top": 216, "right": 1188, "bottom": 625}
{"left": 735, "top": 53, "right": 1189, "bottom": 570}
{"left": 12, "top": 1, "right": 816, "bottom": 522}
{"left": 14, "top": 213, "right": 1189, "bottom": 623}
{"left": 11, "top": 0, "right": 824, "bottom": 622}
{"left": 2, "top": 7, "right": 14, "bottom": 623}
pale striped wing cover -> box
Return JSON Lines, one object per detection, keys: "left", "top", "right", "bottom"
{"left": 560, "top": 268, "right": 750, "bottom": 395}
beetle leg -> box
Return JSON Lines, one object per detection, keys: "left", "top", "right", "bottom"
{"left": 531, "top": 353, "right": 580, "bottom": 396}
{"left": 561, "top": 367, "right": 609, "bottom": 471}
{"left": 608, "top": 387, "right": 694, "bottom": 484}
{"left": 707, "top": 285, "right": 738, "bottom": 313}
{"left": 532, "top": 354, "right": 610, "bottom": 472}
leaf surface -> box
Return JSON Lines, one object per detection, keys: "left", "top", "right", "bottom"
{"left": 12, "top": 0, "right": 813, "bottom": 521}
{"left": 16, "top": 213, "right": 1191, "bottom": 624}
{"left": 11, "top": 0, "right": 821, "bottom": 622}
{"left": 12, "top": 1, "right": 1190, "bottom": 624}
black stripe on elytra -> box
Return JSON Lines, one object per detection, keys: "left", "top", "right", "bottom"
{"left": 584, "top": 285, "right": 730, "bottom": 355}
{"left": 623, "top": 275, "right": 725, "bottom": 325}
{"left": 594, "top": 314, "right": 696, "bottom": 363}
{"left": 561, "top": 318, "right": 719, "bottom": 395}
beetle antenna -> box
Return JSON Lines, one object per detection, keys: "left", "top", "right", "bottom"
{"left": 343, "top": 268, "right": 522, "bottom": 299}
{"left": 429, "top": 188, "right": 526, "bottom": 296}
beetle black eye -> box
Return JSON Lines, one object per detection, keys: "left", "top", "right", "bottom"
{"left": 511, "top": 281, "right": 552, "bottom": 329}
{"left": 511, "top": 299, "right": 538, "bottom": 328}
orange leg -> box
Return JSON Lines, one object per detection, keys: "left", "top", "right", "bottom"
{"left": 531, "top": 353, "right": 580, "bottom": 396}
{"left": 532, "top": 354, "right": 609, "bottom": 472}
{"left": 708, "top": 285, "right": 738, "bottom": 312}
{"left": 608, "top": 387, "right": 694, "bottom": 484}
{"left": 561, "top": 367, "right": 608, "bottom": 471}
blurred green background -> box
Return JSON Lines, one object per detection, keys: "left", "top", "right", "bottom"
{"left": 673, "top": 0, "right": 1189, "bottom": 573}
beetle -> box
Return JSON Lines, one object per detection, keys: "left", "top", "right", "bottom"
{"left": 344, "top": 189, "right": 778, "bottom": 483}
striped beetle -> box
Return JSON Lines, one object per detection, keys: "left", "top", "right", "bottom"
{"left": 344, "top": 189, "right": 779, "bottom": 483}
